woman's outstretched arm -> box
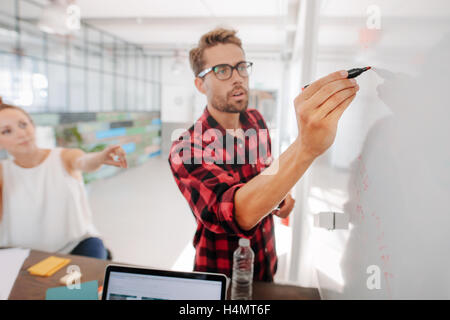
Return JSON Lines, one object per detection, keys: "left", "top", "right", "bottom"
{"left": 62, "top": 145, "right": 128, "bottom": 174}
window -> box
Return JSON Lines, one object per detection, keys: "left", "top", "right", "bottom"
{"left": 0, "top": 0, "right": 161, "bottom": 113}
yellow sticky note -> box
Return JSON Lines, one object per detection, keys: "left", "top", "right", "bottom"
{"left": 28, "top": 256, "right": 71, "bottom": 277}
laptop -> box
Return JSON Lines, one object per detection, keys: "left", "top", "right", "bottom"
{"left": 102, "top": 265, "right": 228, "bottom": 300}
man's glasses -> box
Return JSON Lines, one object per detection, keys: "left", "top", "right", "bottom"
{"left": 197, "top": 61, "right": 253, "bottom": 80}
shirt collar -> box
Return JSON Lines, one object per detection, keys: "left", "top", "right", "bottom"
{"left": 201, "top": 106, "right": 254, "bottom": 135}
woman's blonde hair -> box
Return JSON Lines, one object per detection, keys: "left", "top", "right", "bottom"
{"left": 0, "top": 97, "right": 34, "bottom": 125}
{"left": 189, "top": 27, "right": 243, "bottom": 77}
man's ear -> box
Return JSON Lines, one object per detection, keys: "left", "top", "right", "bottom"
{"left": 194, "top": 77, "right": 207, "bottom": 95}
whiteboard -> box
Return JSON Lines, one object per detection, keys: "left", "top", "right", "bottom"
{"left": 306, "top": 0, "right": 450, "bottom": 299}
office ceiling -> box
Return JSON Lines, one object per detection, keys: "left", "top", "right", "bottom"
{"left": 71, "top": 0, "right": 301, "bottom": 57}
{"left": 17, "top": 0, "right": 450, "bottom": 59}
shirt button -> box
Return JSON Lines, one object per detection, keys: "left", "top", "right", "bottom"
{"left": 262, "top": 227, "right": 266, "bottom": 232}
{"left": 265, "top": 248, "right": 268, "bottom": 253}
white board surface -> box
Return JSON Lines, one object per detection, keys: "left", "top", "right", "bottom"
{"left": 307, "top": 0, "right": 450, "bottom": 299}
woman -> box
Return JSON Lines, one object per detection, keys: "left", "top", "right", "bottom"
{"left": 0, "top": 99, "right": 127, "bottom": 259}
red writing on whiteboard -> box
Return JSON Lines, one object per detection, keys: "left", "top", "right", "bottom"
{"left": 355, "top": 154, "right": 395, "bottom": 299}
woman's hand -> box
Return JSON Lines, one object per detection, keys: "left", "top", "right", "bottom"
{"left": 99, "top": 145, "right": 128, "bottom": 168}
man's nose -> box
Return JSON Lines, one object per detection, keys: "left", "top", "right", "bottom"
{"left": 230, "top": 68, "right": 244, "bottom": 84}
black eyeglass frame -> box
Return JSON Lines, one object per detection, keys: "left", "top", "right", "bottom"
{"left": 197, "top": 61, "right": 253, "bottom": 80}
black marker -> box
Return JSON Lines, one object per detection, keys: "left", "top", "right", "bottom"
{"left": 303, "top": 66, "right": 371, "bottom": 89}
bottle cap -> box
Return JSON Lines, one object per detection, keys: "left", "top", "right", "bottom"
{"left": 239, "top": 238, "right": 250, "bottom": 247}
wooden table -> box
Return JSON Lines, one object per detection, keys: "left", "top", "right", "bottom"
{"left": 8, "top": 250, "right": 320, "bottom": 300}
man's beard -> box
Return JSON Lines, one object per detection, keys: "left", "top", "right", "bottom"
{"left": 210, "top": 88, "right": 249, "bottom": 114}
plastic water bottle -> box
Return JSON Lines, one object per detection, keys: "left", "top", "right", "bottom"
{"left": 231, "top": 238, "right": 254, "bottom": 300}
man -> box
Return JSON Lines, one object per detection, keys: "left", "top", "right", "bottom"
{"left": 168, "top": 28, "right": 359, "bottom": 281}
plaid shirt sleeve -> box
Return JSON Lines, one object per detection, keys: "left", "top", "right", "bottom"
{"left": 169, "top": 138, "right": 258, "bottom": 238}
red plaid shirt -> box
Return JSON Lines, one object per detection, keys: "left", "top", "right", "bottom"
{"left": 168, "top": 107, "right": 278, "bottom": 281}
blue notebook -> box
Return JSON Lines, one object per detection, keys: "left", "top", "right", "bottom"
{"left": 45, "top": 280, "right": 98, "bottom": 300}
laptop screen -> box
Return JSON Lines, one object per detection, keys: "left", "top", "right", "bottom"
{"left": 102, "top": 265, "right": 227, "bottom": 300}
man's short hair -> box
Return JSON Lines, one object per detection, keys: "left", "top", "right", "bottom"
{"left": 189, "top": 27, "right": 243, "bottom": 77}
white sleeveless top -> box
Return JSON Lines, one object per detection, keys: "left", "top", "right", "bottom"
{"left": 0, "top": 148, "right": 100, "bottom": 254}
